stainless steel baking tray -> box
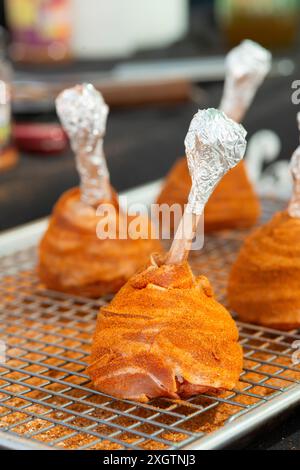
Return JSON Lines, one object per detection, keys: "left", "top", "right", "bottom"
{"left": 0, "top": 182, "right": 299, "bottom": 450}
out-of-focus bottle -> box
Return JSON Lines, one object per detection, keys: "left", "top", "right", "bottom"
{"left": 5, "top": 0, "right": 72, "bottom": 64}
{"left": 216, "top": 0, "right": 300, "bottom": 49}
{"left": 0, "top": 28, "right": 18, "bottom": 173}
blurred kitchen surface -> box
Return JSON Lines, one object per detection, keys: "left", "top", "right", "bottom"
{"left": 0, "top": 0, "right": 300, "bottom": 231}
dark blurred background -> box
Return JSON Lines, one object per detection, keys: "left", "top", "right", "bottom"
{"left": 0, "top": 0, "right": 299, "bottom": 230}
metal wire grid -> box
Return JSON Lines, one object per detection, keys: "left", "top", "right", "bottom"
{"left": 0, "top": 198, "right": 300, "bottom": 450}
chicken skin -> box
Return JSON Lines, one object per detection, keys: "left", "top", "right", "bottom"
{"left": 88, "top": 260, "right": 243, "bottom": 402}
{"left": 228, "top": 211, "right": 300, "bottom": 330}
{"left": 39, "top": 187, "right": 162, "bottom": 298}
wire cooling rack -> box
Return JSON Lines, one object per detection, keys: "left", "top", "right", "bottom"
{"left": 0, "top": 197, "right": 300, "bottom": 450}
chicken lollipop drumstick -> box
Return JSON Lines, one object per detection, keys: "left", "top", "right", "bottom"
{"left": 88, "top": 109, "right": 246, "bottom": 402}
{"left": 228, "top": 112, "right": 300, "bottom": 330}
{"left": 157, "top": 40, "right": 271, "bottom": 233}
{"left": 38, "top": 84, "right": 162, "bottom": 298}
{"left": 220, "top": 40, "right": 272, "bottom": 122}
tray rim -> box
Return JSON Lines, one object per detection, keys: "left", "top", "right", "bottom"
{"left": 0, "top": 179, "right": 299, "bottom": 451}
{"left": 185, "top": 385, "right": 300, "bottom": 450}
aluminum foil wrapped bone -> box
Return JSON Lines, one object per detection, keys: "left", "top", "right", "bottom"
{"left": 220, "top": 40, "right": 272, "bottom": 123}
{"left": 56, "top": 83, "right": 110, "bottom": 206}
{"left": 184, "top": 108, "right": 247, "bottom": 215}
{"left": 288, "top": 112, "right": 300, "bottom": 218}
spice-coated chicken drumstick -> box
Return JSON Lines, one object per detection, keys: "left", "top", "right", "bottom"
{"left": 157, "top": 40, "right": 271, "bottom": 234}
{"left": 228, "top": 113, "right": 300, "bottom": 330}
{"left": 38, "top": 84, "right": 162, "bottom": 297}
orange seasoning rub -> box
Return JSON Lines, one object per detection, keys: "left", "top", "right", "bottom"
{"left": 228, "top": 212, "right": 300, "bottom": 330}
{"left": 88, "top": 261, "right": 243, "bottom": 402}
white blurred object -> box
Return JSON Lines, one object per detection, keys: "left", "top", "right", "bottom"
{"left": 130, "top": 0, "right": 188, "bottom": 49}
{"left": 71, "top": 0, "right": 188, "bottom": 59}
{"left": 246, "top": 129, "right": 292, "bottom": 199}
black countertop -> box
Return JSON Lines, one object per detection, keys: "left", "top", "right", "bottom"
{"left": 246, "top": 407, "right": 300, "bottom": 450}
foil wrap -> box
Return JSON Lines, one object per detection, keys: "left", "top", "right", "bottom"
{"left": 56, "top": 83, "right": 110, "bottom": 206}
{"left": 185, "top": 108, "right": 247, "bottom": 214}
{"left": 288, "top": 112, "right": 300, "bottom": 218}
{"left": 220, "top": 40, "right": 272, "bottom": 123}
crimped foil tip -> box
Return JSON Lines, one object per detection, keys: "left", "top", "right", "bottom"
{"left": 185, "top": 108, "right": 247, "bottom": 214}
{"left": 55, "top": 83, "right": 110, "bottom": 206}
{"left": 56, "top": 83, "right": 109, "bottom": 153}
{"left": 226, "top": 39, "right": 271, "bottom": 83}
{"left": 288, "top": 112, "right": 300, "bottom": 218}
{"left": 220, "top": 40, "right": 272, "bottom": 122}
